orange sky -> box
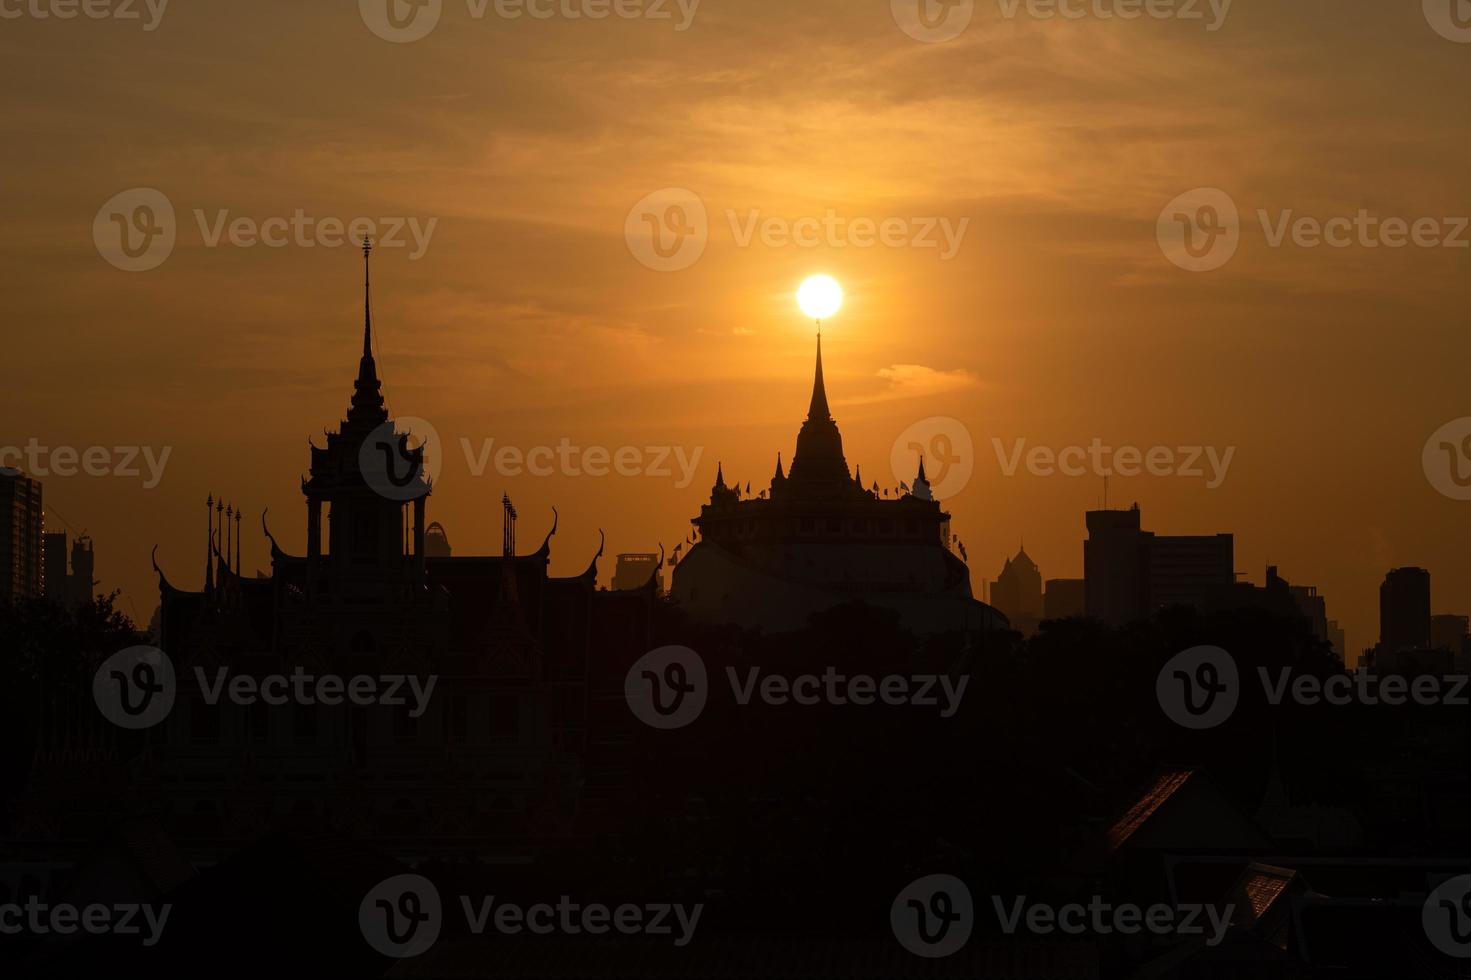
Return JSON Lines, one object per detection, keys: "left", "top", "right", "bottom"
{"left": 3, "top": 0, "right": 1470, "bottom": 653}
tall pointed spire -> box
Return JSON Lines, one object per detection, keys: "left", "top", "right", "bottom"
{"left": 348, "top": 239, "right": 388, "bottom": 427}
{"left": 787, "top": 330, "right": 853, "bottom": 496}
{"left": 204, "top": 494, "right": 214, "bottom": 593}
{"left": 807, "top": 332, "right": 831, "bottom": 421}
{"left": 363, "top": 237, "right": 373, "bottom": 357}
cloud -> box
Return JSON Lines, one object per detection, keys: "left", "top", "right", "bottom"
{"left": 842, "top": 364, "right": 981, "bottom": 406}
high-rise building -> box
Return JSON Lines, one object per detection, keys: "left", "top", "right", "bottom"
{"left": 1044, "top": 578, "right": 1086, "bottom": 620}
{"left": 41, "top": 530, "right": 98, "bottom": 607}
{"left": 43, "top": 531, "right": 67, "bottom": 601}
{"left": 68, "top": 535, "right": 95, "bottom": 606}
{"left": 1327, "top": 620, "right": 1346, "bottom": 663}
{"left": 991, "top": 547, "right": 1043, "bottom": 633}
{"left": 1083, "top": 507, "right": 1145, "bottom": 625}
{"left": 1083, "top": 504, "right": 1233, "bottom": 626}
{"left": 1430, "top": 613, "right": 1468, "bottom": 654}
{"left": 1379, "top": 567, "right": 1431, "bottom": 654}
{"left": 612, "top": 553, "right": 663, "bottom": 593}
{"left": 0, "top": 467, "right": 44, "bottom": 602}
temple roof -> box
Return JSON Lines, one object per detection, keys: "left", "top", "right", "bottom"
{"left": 784, "top": 334, "right": 861, "bottom": 499}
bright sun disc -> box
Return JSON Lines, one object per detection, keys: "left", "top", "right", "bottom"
{"left": 797, "top": 275, "right": 843, "bottom": 321}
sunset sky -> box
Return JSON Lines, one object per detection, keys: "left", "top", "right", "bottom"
{"left": 3, "top": 0, "right": 1470, "bottom": 653}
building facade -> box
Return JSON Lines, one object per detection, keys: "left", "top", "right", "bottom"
{"left": 0, "top": 467, "right": 43, "bottom": 602}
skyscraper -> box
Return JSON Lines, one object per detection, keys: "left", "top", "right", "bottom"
{"left": 1379, "top": 567, "right": 1431, "bottom": 654}
{"left": 42, "top": 530, "right": 97, "bottom": 606}
{"left": 0, "top": 467, "right": 43, "bottom": 602}
{"left": 1083, "top": 504, "right": 1233, "bottom": 626}
{"left": 991, "top": 546, "right": 1043, "bottom": 634}
{"left": 1430, "top": 613, "right": 1469, "bottom": 655}
{"left": 1044, "top": 578, "right": 1086, "bottom": 620}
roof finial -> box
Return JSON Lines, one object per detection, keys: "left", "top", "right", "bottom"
{"left": 807, "top": 332, "right": 831, "bottom": 421}
{"left": 362, "top": 238, "right": 374, "bottom": 358}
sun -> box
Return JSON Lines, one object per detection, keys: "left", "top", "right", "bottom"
{"left": 796, "top": 274, "right": 843, "bottom": 321}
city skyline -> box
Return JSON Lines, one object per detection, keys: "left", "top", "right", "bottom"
{"left": 9, "top": 255, "right": 1465, "bottom": 658}
{"left": 5, "top": 4, "right": 1471, "bottom": 656}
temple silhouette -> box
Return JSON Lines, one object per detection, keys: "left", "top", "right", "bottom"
{"left": 669, "top": 333, "right": 1006, "bottom": 635}
{"left": 31, "top": 244, "right": 660, "bottom": 857}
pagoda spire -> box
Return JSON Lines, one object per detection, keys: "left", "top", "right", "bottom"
{"left": 347, "top": 240, "right": 388, "bottom": 426}
{"left": 363, "top": 238, "right": 373, "bottom": 357}
{"left": 773, "top": 453, "right": 785, "bottom": 480}
{"left": 807, "top": 332, "right": 831, "bottom": 421}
